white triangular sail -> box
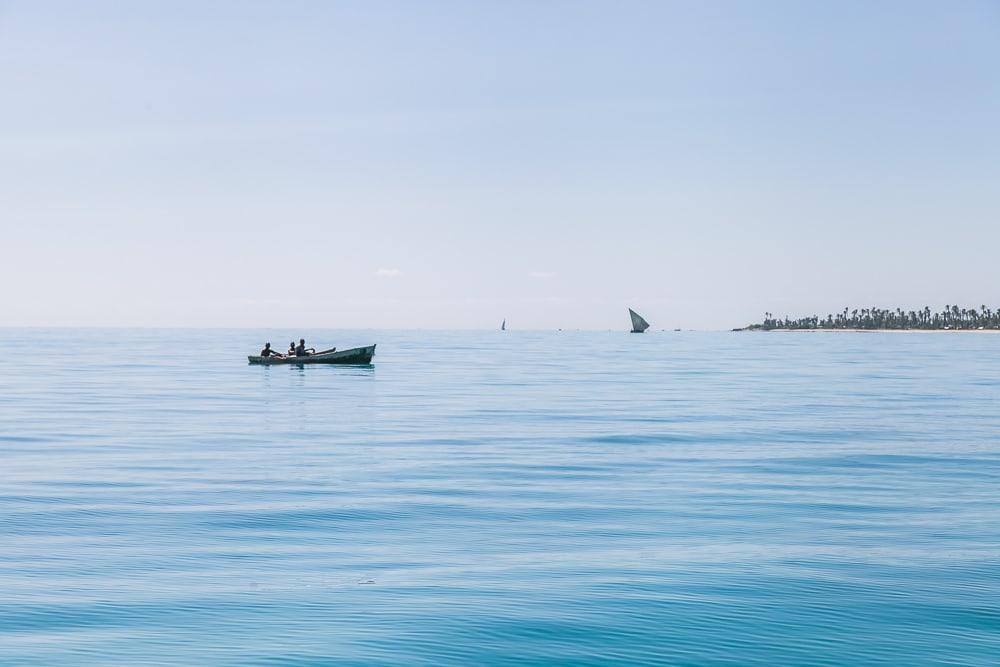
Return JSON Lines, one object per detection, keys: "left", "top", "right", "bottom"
{"left": 629, "top": 308, "right": 650, "bottom": 333}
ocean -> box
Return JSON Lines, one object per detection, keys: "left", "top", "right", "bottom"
{"left": 1, "top": 328, "right": 998, "bottom": 665}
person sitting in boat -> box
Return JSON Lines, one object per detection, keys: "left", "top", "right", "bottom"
{"left": 259, "top": 342, "right": 283, "bottom": 358}
{"left": 287, "top": 342, "right": 296, "bottom": 356}
{"left": 295, "top": 338, "right": 316, "bottom": 357}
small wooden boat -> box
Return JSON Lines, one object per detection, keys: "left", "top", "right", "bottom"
{"left": 629, "top": 308, "right": 650, "bottom": 333}
{"left": 248, "top": 345, "right": 376, "bottom": 365}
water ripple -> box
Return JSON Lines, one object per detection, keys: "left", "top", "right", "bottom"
{"left": 1, "top": 329, "right": 999, "bottom": 664}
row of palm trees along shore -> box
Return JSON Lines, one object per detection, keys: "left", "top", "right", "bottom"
{"left": 738, "top": 305, "right": 1000, "bottom": 331}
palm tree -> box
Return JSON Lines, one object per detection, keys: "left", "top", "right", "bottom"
{"left": 749, "top": 304, "right": 1000, "bottom": 331}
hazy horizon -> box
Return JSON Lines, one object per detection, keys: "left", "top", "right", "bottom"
{"left": 2, "top": 1, "right": 998, "bottom": 330}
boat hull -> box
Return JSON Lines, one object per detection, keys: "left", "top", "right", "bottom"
{"left": 248, "top": 345, "right": 375, "bottom": 365}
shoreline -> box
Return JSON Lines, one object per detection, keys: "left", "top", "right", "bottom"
{"left": 738, "top": 328, "right": 1000, "bottom": 334}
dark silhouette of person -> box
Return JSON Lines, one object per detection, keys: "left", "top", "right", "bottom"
{"left": 295, "top": 338, "right": 316, "bottom": 356}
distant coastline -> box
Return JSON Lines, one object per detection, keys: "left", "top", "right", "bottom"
{"left": 734, "top": 306, "right": 1000, "bottom": 332}
{"left": 736, "top": 327, "right": 1000, "bottom": 333}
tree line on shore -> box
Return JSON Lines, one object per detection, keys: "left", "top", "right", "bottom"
{"left": 742, "top": 305, "right": 1000, "bottom": 330}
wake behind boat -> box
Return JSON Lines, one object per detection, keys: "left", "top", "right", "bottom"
{"left": 248, "top": 345, "right": 376, "bottom": 365}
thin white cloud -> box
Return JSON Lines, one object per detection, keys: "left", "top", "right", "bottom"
{"left": 528, "top": 270, "right": 555, "bottom": 279}
{"left": 375, "top": 268, "right": 402, "bottom": 279}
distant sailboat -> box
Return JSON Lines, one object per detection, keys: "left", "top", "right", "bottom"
{"left": 629, "top": 308, "right": 650, "bottom": 333}
{"left": 501, "top": 319, "right": 506, "bottom": 331}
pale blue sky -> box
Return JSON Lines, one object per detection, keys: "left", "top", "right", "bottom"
{"left": 2, "top": 1, "right": 998, "bottom": 329}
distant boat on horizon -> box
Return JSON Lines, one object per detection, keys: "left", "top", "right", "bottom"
{"left": 629, "top": 308, "right": 650, "bottom": 333}
{"left": 501, "top": 319, "right": 506, "bottom": 331}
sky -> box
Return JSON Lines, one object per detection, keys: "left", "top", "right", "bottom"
{"left": 1, "top": 1, "right": 998, "bottom": 329}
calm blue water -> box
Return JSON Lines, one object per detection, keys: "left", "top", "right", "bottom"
{"left": 1, "top": 329, "right": 999, "bottom": 665}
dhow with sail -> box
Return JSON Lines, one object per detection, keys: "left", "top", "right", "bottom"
{"left": 629, "top": 308, "right": 650, "bottom": 333}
